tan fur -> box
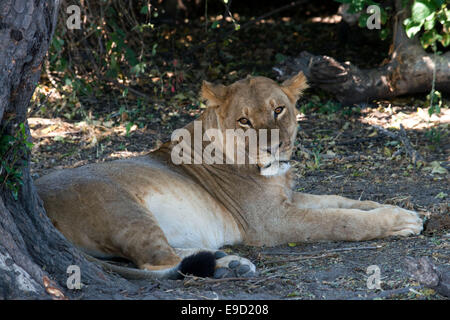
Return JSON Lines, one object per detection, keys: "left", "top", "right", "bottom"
{"left": 35, "top": 72, "right": 423, "bottom": 274}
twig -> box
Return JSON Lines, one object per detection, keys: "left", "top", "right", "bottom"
{"left": 44, "top": 59, "right": 58, "bottom": 88}
{"left": 334, "top": 136, "right": 383, "bottom": 146}
{"left": 248, "top": 274, "right": 282, "bottom": 287}
{"left": 322, "top": 154, "right": 364, "bottom": 162}
{"left": 295, "top": 144, "right": 313, "bottom": 156}
{"left": 264, "top": 253, "right": 338, "bottom": 265}
{"left": 261, "top": 245, "right": 383, "bottom": 257}
{"left": 183, "top": 275, "right": 256, "bottom": 286}
{"left": 295, "top": 144, "right": 369, "bottom": 162}
{"left": 371, "top": 124, "right": 424, "bottom": 164}
{"left": 398, "top": 124, "right": 424, "bottom": 164}
{"left": 371, "top": 124, "right": 398, "bottom": 139}
{"left": 348, "top": 285, "right": 423, "bottom": 300}
{"left": 103, "top": 78, "right": 163, "bottom": 103}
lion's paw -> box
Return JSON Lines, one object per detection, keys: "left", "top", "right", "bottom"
{"left": 380, "top": 207, "right": 423, "bottom": 237}
{"left": 213, "top": 252, "right": 257, "bottom": 279}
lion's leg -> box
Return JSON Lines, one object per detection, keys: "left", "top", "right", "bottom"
{"left": 294, "top": 192, "right": 389, "bottom": 210}
{"left": 107, "top": 204, "right": 226, "bottom": 278}
{"left": 108, "top": 202, "right": 182, "bottom": 271}
{"left": 174, "top": 248, "right": 257, "bottom": 278}
{"left": 105, "top": 202, "right": 256, "bottom": 278}
{"left": 41, "top": 182, "right": 183, "bottom": 271}
{"left": 269, "top": 205, "right": 423, "bottom": 244}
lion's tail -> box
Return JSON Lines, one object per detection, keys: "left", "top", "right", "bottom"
{"left": 83, "top": 251, "right": 216, "bottom": 280}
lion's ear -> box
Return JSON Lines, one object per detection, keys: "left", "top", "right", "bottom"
{"left": 201, "top": 81, "right": 227, "bottom": 107}
{"left": 281, "top": 71, "right": 308, "bottom": 102}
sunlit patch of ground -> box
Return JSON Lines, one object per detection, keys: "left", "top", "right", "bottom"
{"left": 360, "top": 105, "right": 449, "bottom": 130}
{"left": 29, "top": 117, "right": 158, "bottom": 178}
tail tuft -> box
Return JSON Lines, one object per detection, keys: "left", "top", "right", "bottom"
{"left": 179, "top": 251, "right": 216, "bottom": 278}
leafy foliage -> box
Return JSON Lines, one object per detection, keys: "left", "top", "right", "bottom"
{"left": 41, "top": 0, "right": 346, "bottom": 128}
{"left": 300, "top": 96, "right": 361, "bottom": 116}
{"left": 334, "top": 0, "right": 390, "bottom": 39}
{"left": 334, "top": 0, "right": 448, "bottom": 116}
{"left": 335, "top": 0, "right": 450, "bottom": 50}
{"left": 37, "top": 0, "right": 447, "bottom": 129}
{"left": 0, "top": 123, "right": 34, "bottom": 200}
{"left": 403, "top": 0, "right": 449, "bottom": 50}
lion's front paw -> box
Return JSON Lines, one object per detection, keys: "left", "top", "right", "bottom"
{"left": 380, "top": 207, "right": 423, "bottom": 237}
{"left": 213, "top": 252, "right": 257, "bottom": 279}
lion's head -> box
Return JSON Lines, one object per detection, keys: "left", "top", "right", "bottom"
{"left": 200, "top": 72, "right": 308, "bottom": 176}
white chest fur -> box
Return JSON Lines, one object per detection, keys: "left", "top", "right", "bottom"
{"left": 260, "top": 161, "right": 291, "bottom": 176}
{"left": 144, "top": 182, "right": 242, "bottom": 250}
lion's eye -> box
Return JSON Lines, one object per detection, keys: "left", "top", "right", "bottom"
{"left": 238, "top": 117, "right": 251, "bottom": 126}
{"left": 274, "top": 106, "right": 285, "bottom": 117}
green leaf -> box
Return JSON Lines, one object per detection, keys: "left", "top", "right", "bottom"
{"left": 152, "top": 43, "right": 158, "bottom": 56}
{"left": 380, "top": 28, "right": 389, "bottom": 40}
{"left": 125, "top": 47, "right": 138, "bottom": 66}
{"left": 420, "top": 29, "right": 442, "bottom": 48}
{"left": 125, "top": 122, "right": 133, "bottom": 136}
{"left": 404, "top": 19, "right": 423, "bottom": 38}
{"left": 441, "top": 32, "right": 450, "bottom": 47}
{"left": 431, "top": 165, "right": 447, "bottom": 174}
{"left": 424, "top": 12, "right": 436, "bottom": 30}
{"left": 424, "top": 161, "right": 448, "bottom": 174}
{"left": 286, "top": 291, "right": 300, "bottom": 297}
{"left": 275, "top": 53, "right": 287, "bottom": 63}
{"left": 12, "top": 189, "right": 18, "bottom": 201}
{"left": 430, "top": 0, "right": 444, "bottom": 8}
{"left": 211, "top": 21, "right": 219, "bottom": 29}
{"left": 173, "top": 93, "right": 187, "bottom": 101}
{"left": 140, "top": 5, "right": 149, "bottom": 14}
{"left": 380, "top": 7, "right": 388, "bottom": 24}
{"left": 436, "top": 9, "right": 446, "bottom": 24}
{"left": 411, "top": 1, "right": 433, "bottom": 23}
{"left": 0, "top": 135, "right": 14, "bottom": 148}
{"left": 435, "top": 192, "right": 447, "bottom": 199}
{"left": 131, "top": 62, "right": 146, "bottom": 76}
{"left": 358, "top": 13, "right": 370, "bottom": 28}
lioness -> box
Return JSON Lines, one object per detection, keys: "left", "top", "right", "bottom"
{"left": 36, "top": 72, "right": 423, "bottom": 279}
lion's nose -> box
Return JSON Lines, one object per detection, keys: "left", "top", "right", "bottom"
{"left": 266, "top": 142, "right": 283, "bottom": 155}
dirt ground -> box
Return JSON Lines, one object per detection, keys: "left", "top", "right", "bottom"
{"left": 29, "top": 103, "right": 449, "bottom": 300}
{"left": 28, "top": 0, "right": 448, "bottom": 300}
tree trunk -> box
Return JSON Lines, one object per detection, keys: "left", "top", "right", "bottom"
{"left": 275, "top": 0, "right": 450, "bottom": 104}
{"left": 0, "top": 0, "right": 136, "bottom": 299}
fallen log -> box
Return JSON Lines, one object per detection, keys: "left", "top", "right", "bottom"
{"left": 275, "top": 0, "right": 450, "bottom": 104}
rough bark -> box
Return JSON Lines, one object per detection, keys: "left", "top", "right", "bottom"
{"left": 274, "top": 1, "right": 450, "bottom": 104}
{"left": 0, "top": 0, "right": 136, "bottom": 299}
